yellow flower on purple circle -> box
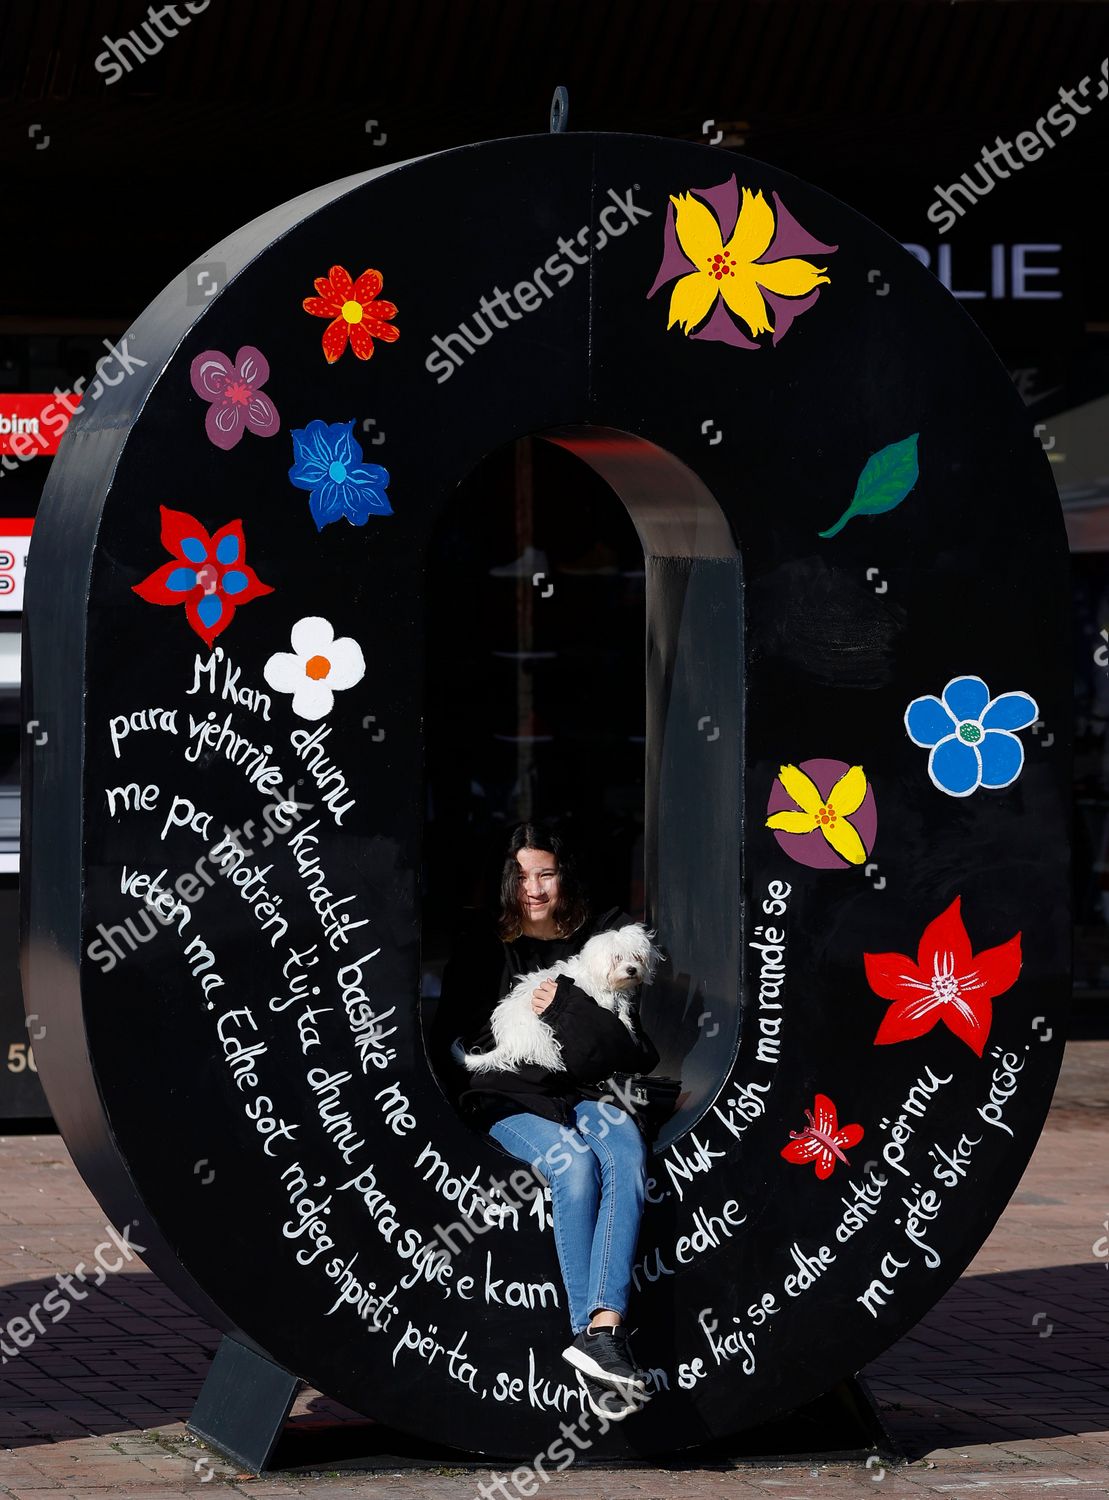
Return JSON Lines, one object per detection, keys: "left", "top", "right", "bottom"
{"left": 765, "top": 760, "right": 876, "bottom": 869}
{"left": 647, "top": 175, "right": 836, "bottom": 348}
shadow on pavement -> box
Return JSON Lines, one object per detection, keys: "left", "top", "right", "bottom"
{"left": 2, "top": 1259, "right": 1106, "bottom": 1467}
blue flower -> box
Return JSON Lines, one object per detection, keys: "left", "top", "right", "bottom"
{"left": 288, "top": 419, "right": 392, "bottom": 531}
{"left": 904, "top": 675, "right": 1038, "bottom": 798}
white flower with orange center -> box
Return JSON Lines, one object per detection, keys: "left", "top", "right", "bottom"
{"left": 263, "top": 617, "right": 365, "bottom": 721}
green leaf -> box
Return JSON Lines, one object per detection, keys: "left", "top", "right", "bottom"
{"left": 819, "top": 433, "right": 920, "bottom": 538}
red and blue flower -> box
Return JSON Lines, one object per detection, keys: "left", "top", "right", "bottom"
{"left": 133, "top": 506, "right": 272, "bottom": 647}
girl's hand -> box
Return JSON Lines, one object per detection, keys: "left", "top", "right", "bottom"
{"left": 531, "top": 978, "right": 559, "bottom": 1014}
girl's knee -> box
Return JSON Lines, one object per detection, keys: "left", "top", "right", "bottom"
{"left": 553, "top": 1149, "right": 600, "bottom": 1201}
{"left": 591, "top": 1123, "right": 647, "bottom": 1192}
{"left": 608, "top": 1114, "right": 647, "bottom": 1166}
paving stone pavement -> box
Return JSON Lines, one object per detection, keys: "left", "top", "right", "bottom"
{"left": 1, "top": 1041, "right": 1107, "bottom": 1499}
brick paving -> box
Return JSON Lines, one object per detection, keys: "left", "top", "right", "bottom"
{"left": 1, "top": 1042, "right": 1107, "bottom": 1498}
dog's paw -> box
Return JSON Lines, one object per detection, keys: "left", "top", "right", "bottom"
{"left": 450, "top": 1037, "right": 468, "bottom": 1066}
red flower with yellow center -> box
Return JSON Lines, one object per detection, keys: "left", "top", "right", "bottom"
{"left": 303, "top": 264, "right": 399, "bottom": 363}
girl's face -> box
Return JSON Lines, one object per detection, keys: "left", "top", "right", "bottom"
{"left": 516, "top": 847, "right": 561, "bottom": 921}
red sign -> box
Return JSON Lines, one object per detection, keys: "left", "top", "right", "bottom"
{"left": 0, "top": 393, "right": 82, "bottom": 457}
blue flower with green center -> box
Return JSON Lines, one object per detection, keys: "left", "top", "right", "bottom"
{"left": 288, "top": 419, "right": 391, "bottom": 531}
{"left": 904, "top": 674, "right": 1039, "bottom": 798}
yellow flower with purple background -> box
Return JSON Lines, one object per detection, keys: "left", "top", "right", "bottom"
{"left": 648, "top": 174, "right": 836, "bottom": 348}
{"left": 765, "top": 759, "right": 876, "bottom": 869}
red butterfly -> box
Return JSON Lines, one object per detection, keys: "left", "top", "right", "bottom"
{"left": 780, "top": 1094, "right": 863, "bottom": 1180}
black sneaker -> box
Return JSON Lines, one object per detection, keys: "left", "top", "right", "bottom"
{"left": 562, "top": 1325, "right": 645, "bottom": 1390}
{"left": 576, "top": 1370, "right": 650, "bottom": 1422}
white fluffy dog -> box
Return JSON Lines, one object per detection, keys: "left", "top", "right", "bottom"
{"left": 453, "top": 923, "right": 662, "bottom": 1075}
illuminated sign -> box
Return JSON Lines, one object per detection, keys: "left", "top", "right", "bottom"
{"left": 902, "top": 243, "right": 1062, "bottom": 301}
{"left": 0, "top": 394, "right": 82, "bottom": 457}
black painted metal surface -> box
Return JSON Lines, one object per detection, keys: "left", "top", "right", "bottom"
{"left": 188, "top": 1336, "right": 301, "bottom": 1474}
{"left": 22, "top": 133, "right": 1070, "bottom": 1457}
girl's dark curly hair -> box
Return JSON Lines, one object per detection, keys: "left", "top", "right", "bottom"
{"left": 495, "top": 822, "right": 591, "bottom": 942}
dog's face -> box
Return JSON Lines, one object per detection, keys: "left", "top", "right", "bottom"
{"left": 584, "top": 924, "right": 662, "bottom": 993}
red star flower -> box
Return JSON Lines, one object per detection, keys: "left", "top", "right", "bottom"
{"left": 302, "top": 264, "right": 399, "bottom": 363}
{"left": 864, "top": 896, "right": 1022, "bottom": 1056}
{"left": 133, "top": 506, "right": 272, "bottom": 649}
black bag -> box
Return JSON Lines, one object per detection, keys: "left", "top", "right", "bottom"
{"left": 605, "top": 1072, "right": 682, "bottom": 1139}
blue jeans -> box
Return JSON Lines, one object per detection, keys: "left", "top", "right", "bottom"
{"left": 488, "top": 1100, "right": 647, "bottom": 1336}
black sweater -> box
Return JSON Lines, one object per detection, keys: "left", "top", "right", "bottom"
{"left": 430, "top": 906, "right": 660, "bottom": 1131}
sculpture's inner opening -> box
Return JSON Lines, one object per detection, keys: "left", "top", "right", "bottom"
{"left": 423, "top": 426, "right": 743, "bottom": 1149}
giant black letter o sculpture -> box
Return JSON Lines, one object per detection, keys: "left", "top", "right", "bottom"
{"left": 23, "top": 133, "right": 1071, "bottom": 1460}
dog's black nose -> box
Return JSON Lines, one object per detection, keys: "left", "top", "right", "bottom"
{"left": 626, "top": 966, "right": 637, "bottom": 975}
